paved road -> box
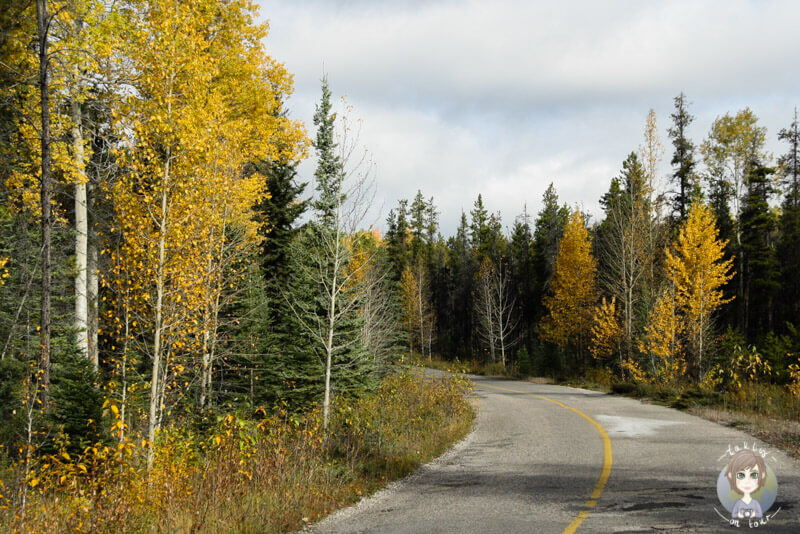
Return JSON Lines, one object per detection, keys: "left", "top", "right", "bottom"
{"left": 307, "top": 375, "right": 800, "bottom": 533}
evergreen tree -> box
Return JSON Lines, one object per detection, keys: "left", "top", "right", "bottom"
{"left": 707, "top": 173, "right": 737, "bottom": 328}
{"left": 740, "top": 161, "right": 780, "bottom": 339}
{"left": 50, "top": 340, "right": 104, "bottom": 451}
{"left": 667, "top": 92, "right": 696, "bottom": 224}
{"left": 253, "top": 158, "right": 307, "bottom": 287}
{"left": 508, "top": 207, "right": 535, "bottom": 351}
{"left": 285, "top": 80, "right": 378, "bottom": 426}
{"left": 312, "top": 76, "right": 340, "bottom": 224}
{"left": 385, "top": 199, "right": 411, "bottom": 281}
{"left": 409, "top": 190, "right": 429, "bottom": 263}
{"left": 442, "top": 212, "right": 476, "bottom": 358}
{"left": 241, "top": 155, "right": 309, "bottom": 407}
{"left": 532, "top": 183, "right": 569, "bottom": 324}
{"left": 469, "top": 194, "right": 489, "bottom": 252}
{"left": 778, "top": 109, "right": 800, "bottom": 330}
{"left": 596, "top": 153, "right": 658, "bottom": 363}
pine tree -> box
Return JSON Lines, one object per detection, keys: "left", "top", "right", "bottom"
{"left": 443, "top": 212, "right": 476, "bottom": 358}
{"left": 470, "top": 194, "right": 489, "bottom": 252}
{"left": 409, "top": 190, "right": 429, "bottom": 263}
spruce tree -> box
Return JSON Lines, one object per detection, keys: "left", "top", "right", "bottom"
{"left": 253, "top": 158, "right": 307, "bottom": 287}
{"left": 50, "top": 340, "right": 104, "bottom": 451}
{"left": 668, "top": 92, "right": 696, "bottom": 224}
{"left": 385, "top": 199, "right": 411, "bottom": 281}
{"left": 285, "top": 79, "right": 377, "bottom": 425}
{"left": 509, "top": 208, "right": 535, "bottom": 352}
{"left": 740, "top": 161, "right": 780, "bottom": 339}
{"left": 532, "top": 183, "right": 569, "bottom": 324}
{"left": 778, "top": 109, "right": 800, "bottom": 330}
{"left": 707, "top": 174, "right": 738, "bottom": 329}
{"left": 312, "top": 76, "right": 340, "bottom": 224}
{"left": 443, "top": 212, "right": 476, "bottom": 358}
{"left": 469, "top": 194, "right": 489, "bottom": 252}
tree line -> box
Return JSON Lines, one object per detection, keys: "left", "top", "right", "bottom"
{"left": 387, "top": 95, "right": 800, "bottom": 390}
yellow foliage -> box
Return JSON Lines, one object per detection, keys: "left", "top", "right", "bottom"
{"left": 788, "top": 361, "right": 800, "bottom": 398}
{"left": 590, "top": 296, "right": 622, "bottom": 361}
{"left": 665, "top": 201, "right": 734, "bottom": 375}
{"left": 0, "top": 256, "right": 8, "bottom": 285}
{"left": 540, "top": 210, "right": 597, "bottom": 362}
{"left": 102, "top": 0, "right": 309, "bottom": 429}
{"left": 705, "top": 345, "right": 773, "bottom": 392}
{"left": 638, "top": 286, "right": 686, "bottom": 384}
{"left": 622, "top": 358, "right": 652, "bottom": 384}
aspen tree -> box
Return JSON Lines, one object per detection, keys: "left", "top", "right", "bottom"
{"left": 665, "top": 202, "right": 734, "bottom": 379}
{"left": 109, "top": 0, "right": 304, "bottom": 469}
{"left": 540, "top": 210, "right": 597, "bottom": 370}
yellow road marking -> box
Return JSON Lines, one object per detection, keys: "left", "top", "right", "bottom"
{"left": 481, "top": 383, "right": 613, "bottom": 534}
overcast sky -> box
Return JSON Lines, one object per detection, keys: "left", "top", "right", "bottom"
{"left": 256, "top": 0, "right": 800, "bottom": 236}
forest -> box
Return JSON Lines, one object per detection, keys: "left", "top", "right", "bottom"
{"left": 396, "top": 99, "right": 800, "bottom": 390}
{"left": 1, "top": 0, "right": 799, "bottom": 532}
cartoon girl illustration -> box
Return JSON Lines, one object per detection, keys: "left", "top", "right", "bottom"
{"left": 725, "top": 449, "right": 767, "bottom": 519}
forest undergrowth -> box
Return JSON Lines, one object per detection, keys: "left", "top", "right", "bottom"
{"left": 0, "top": 370, "right": 474, "bottom": 534}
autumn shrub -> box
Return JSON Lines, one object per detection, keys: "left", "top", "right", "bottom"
{"left": 328, "top": 371, "right": 473, "bottom": 480}
{"left": 0, "top": 369, "right": 473, "bottom": 534}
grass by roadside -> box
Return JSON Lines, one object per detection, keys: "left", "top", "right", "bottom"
{"left": 0, "top": 369, "right": 474, "bottom": 534}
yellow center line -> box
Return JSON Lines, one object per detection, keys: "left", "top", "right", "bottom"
{"left": 481, "top": 383, "right": 613, "bottom": 534}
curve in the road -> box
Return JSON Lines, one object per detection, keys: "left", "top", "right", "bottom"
{"left": 482, "top": 383, "right": 613, "bottom": 534}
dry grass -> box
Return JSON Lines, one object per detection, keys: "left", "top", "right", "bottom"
{"left": 689, "top": 405, "right": 800, "bottom": 459}
{"left": 0, "top": 370, "right": 474, "bottom": 533}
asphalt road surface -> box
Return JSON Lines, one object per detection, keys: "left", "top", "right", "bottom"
{"left": 306, "top": 374, "right": 800, "bottom": 533}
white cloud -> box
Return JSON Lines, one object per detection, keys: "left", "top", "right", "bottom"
{"left": 258, "top": 0, "right": 800, "bottom": 234}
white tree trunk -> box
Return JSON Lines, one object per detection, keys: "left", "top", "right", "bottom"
{"left": 147, "top": 152, "right": 170, "bottom": 472}
{"left": 72, "top": 99, "right": 89, "bottom": 361}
